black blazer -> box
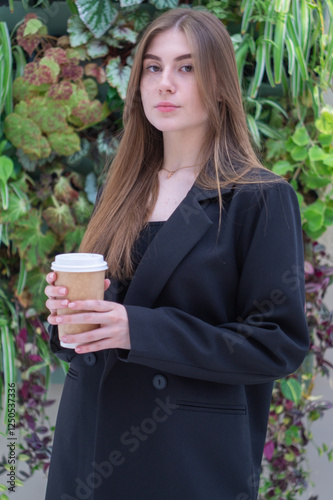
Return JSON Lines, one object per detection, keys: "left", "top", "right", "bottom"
{"left": 46, "top": 178, "right": 309, "bottom": 500}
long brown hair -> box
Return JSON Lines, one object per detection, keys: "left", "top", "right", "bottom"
{"left": 80, "top": 8, "right": 272, "bottom": 279}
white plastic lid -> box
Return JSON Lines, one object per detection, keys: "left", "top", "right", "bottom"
{"left": 51, "top": 253, "right": 108, "bottom": 273}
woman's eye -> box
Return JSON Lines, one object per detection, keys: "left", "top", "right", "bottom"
{"left": 180, "top": 64, "right": 193, "bottom": 73}
{"left": 146, "top": 65, "right": 161, "bottom": 73}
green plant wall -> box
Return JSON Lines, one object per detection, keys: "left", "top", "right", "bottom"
{"left": 0, "top": 1, "right": 332, "bottom": 498}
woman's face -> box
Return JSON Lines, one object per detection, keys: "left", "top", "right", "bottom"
{"left": 140, "top": 28, "right": 208, "bottom": 138}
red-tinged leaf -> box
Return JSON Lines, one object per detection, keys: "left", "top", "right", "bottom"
{"left": 16, "top": 15, "right": 41, "bottom": 56}
{"left": 57, "top": 35, "right": 70, "bottom": 48}
{"left": 24, "top": 62, "right": 54, "bottom": 85}
{"left": 71, "top": 99, "right": 105, "bottom": 128}
{"left": 61, "top": 63, "right": 84, "bottom": 81}
{"left": 4, "top": 113, "right": 51, "bottom": 160}
{"left": 263, "top": 441, "right": 275, "bottom": 461}
{"left": 84, "top": 63, "right": 107, "bottom": 84}
{"left": 54, "top": 176, "right": 79, "bottom": 203}
{"left": 27, "top": 97, "right": 68, "bottom": 134}
{"left": 48, "top": 81, "right": 73, "bottom": 100}
{"left": 48, "top": 131, "right": 81, "bottom": 156}
{"left": 44, "top": 47, "right": 68, "bottom": 65}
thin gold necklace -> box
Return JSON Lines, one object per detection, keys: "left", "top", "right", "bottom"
{"left": 162, "top": 164, "right": 201, "bottom": 179}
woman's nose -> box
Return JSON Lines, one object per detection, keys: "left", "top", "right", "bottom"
{"left": 158, "top": 69, "right": 176, "bottom": 94}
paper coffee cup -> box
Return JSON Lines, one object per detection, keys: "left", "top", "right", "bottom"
{"left": 51, "top": 253, "right": 108, "bottom": 348}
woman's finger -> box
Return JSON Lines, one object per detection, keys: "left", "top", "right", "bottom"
{"left": 65, "top": 299, "right": 115, "bottom": 312}
{"left": 46, "top": 298, "right": 69, "bottom": 311}
{"left": 104, "top": 278, "right": 111, "bottom": 291}
{"left": 46, "top": 272, "right": 57, "bottom": 284}
{"left": 55, "top": 311, "right": 113, "bottom": 325}
{"left": 45, "top": 285, "right": 68, "bottom": 299}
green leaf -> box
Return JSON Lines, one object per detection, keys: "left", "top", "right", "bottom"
{"left": 13, "top": 211, "right": 57, "bottom": 267}
{"left": 42, "top": 204, "right": 75, "bottom": 234}
{"left": 86, "top": 40, "right": 109, "bottom": 58}
{"left": 112, "top": 26, "right": 137, "bottom": 44}
{"left": 149, "top": 0, "right": 179, "bottom": 9}
{"left": 67, "top": 15, "right": 91, "bottom": 47}
{"left": 126, "top": 9, "right": 150, "bottom": 32}
{"left": 105, "top": 57, "right": 131, "bottom": 100}
{"left": 75, "top": 0, "right": 118, "bottom": 39}
{"left": 4, "top": 114, "right": 51, "bottom": 160}
{"left": 0, "top": 192, "right": 29, "bottom": 223}
{"left": 48, "top": 132, "right": 81, "bottom": 156}
{"left": 27, "top": 97, "right": 69, "bottom": 134}
{"left": 301, "top": 171, "right": 331, "bottom": 189}
{"left": 304, "top": 200, "right": 326, "bottom": 232}
{"left": 0, "top": 156, "right": 14, "bottom": 186}
{"left": 323, "top": 154, "right": 333, "bottom": 168}
{"left": 246, "top": 115, "right": 260, "bottom": 147}
{"left": 309, "top": 146, "right": 327, "bottom": 162}
{"left": 315, "top": 106, "right": 333, "bottom": 134}
{"left": 120, "top": 0, "right": 144, "bottom": 6}
{"left": 39, "top": 57, "right": 61, "bottom": 82}
{"left": 64, "top": 226, "right": 85, "bottom": 252}
{"left": 290, "top": 145, "right": 308, "bottom": 161}
{"left": 24, "top": 19, "right": 43, "bottom": 36}
{"left": 272, "top": 160, "right": 294, "bottom": 175}
{"left": 318, "top": 133, "right": 333, "bottom": 147}
{"left": 292, "top": 126, "right": 309, "bottom": 146}
{"left": 83, "top": 78, "right": 98, "bottom": 100}
{"left": 280, "top": 378, "right": 302, "bottom": 404}
{"left": 73, "top": 195, "right": 93, "bottom": 224}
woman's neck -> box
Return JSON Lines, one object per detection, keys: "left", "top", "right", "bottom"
{"left": 162, "top": 129, "right": 206, "bottom": 172}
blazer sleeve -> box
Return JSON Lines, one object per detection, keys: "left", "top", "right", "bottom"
{"left": 121, "top": 182, "right": 310, "bottom": 385}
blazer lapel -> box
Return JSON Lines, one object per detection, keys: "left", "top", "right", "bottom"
{"left": 123, "top": 184, "right": 224, "bottom": 308}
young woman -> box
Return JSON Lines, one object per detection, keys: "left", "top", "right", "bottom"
{"left": 44, "top": 8, "right": 309, "bottom": 500}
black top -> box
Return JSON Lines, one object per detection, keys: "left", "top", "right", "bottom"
{"left": 116, "top": 221, "right": 165, "bottom": 304}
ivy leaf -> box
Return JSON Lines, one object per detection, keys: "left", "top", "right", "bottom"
{"left": 13, "top": 77, "right": 34, "bottom": 102}
{"left": 73, "top": 194, "right": 93, "bottom": 223}
{"left": 4, "top": 114, "right": 51, "bottom": 160}
{"left": 75, "top": 0, "right": 118, "bottom": 39}
{"left": 318, "top": 133, "right": 333, "bottom": 147}
{"left": 0, "top": 156, "right": 14, "bottom": 186}
{"left": 291, "top": 126, "right": 309, "bottom": 146}
{"left": 105, "top": 57, "right": 131, "bottom": 99}
{"left": 42, "top": 204, "right": 75, "bottom": 235}
{"left": 13, "top": 211, "right": 57, "bottom": 268}
{"left": 68, "top": 15, "right": 91, "bottom": 47}
{"left": 280, "top": 378, "right": 302, "bottom": 405}
{"left": 64, "top": 226, "right": 85, "bottom": 253}
{"left": 54, "top": 176, "right": 79, "bottom": 204}
{"left": 149, "top": 0, "right": 179, "bottom": 9}
{"left": 86, "top": 40, "right": 109, "bottom": 58}
{"left": 300, "top": 172, "right": 331, "bottom": 189}
{"left": 66, "top": 138, "right": 91, "bottom": 166}
{"left": 48, "top": 132, "right": 81, "bottom": 156}
{"left": 24, "top": 19, "right": 43, "bottom": 36}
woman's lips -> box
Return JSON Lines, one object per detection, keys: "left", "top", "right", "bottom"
{"left": 155, "top": 102, "right": 180, "bottom": 112}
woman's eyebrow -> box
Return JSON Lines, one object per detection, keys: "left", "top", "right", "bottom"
{"left": 143, "top": 53, "right": 192, "bottom": 62}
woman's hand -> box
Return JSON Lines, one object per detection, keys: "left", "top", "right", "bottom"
{"left": 44, "top": 272, "right": 130, "bottom": 354}
{"left": 52, "top": 299, "right": 131, "bottom": 353}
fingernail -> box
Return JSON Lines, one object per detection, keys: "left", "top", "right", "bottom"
{"left": 75, "top": 347, "right": 81, "bottom": 353}
{"left": 68, "top": 302, "right": 76, "bottom": 308}
{"left": 59, "top": 288, "right": 67, "bottom": 295}
{"left": 55, "top": 316, "right": 63, "bottom": 323}
{"left": 49, "top": 272, "right": 55, "bottom": 279}
{"left": 61, "top": 300, "right": 68, "bottom": 306}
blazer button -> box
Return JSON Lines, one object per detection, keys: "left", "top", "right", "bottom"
{"left": 83, "top": 353, "right": 96, "bottom": 366}
{"left": 152, "top": 374, "right": 167, "bottom": 390}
